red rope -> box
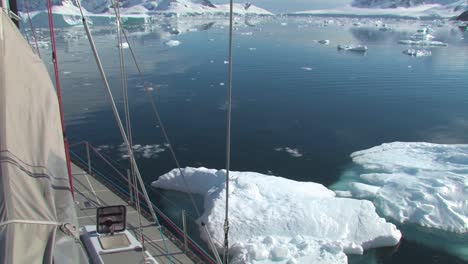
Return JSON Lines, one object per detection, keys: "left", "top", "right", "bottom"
{"left": 23, "top": 0, "right": 40, "bottom": 57}
{"left": 46, "top": 0, "right": 74, "bottom": 199}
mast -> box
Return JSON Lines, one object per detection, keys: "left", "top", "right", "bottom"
{"left": 223, "top": 0, "right": 234, "bottom": 262}
{"left": 45, "top": 0, "right": 75, "bottom": 198}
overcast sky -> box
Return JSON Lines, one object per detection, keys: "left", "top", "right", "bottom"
{"left": 212, "top": 0, "right": 353, "bottom": 13}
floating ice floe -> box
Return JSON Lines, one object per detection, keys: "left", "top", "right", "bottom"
{"left": 403, "top": 49, "right": 432, "bottom": 57}
{"left": 275, "top": 147, "right": 303, "bottom": 157}
{"left": 117, "top": 42, "right": 129, "bottom": 49}
{"left": 31, "top": 41, "right": 49, "bottom": 48}
{"left": 301, "top": 67, "right": 313, "bottom": 71}
{"left": 118, "top": 143, "right": 166, "bottom": 159}
{"left": 337, "top": 45, "right": 368, "bottom": 52}
{"left": 318, "top": 39, "right": 330, "bottom": 45}
{"left": 334, "top": 142, "right": 468, "bottom": 234}
{"left": 398, "top": 39, "right": 448, "bottom": 46}
{"left": 153, "top": 167, "right": 401, "bottom": 264}
{"left": 165, "top": 40, "right": 181, "bottom": 47}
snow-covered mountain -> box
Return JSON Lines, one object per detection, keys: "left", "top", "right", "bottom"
{"left": 19, "top": 0, "right": 272, "bottom": 16}
{"left": 155, "top": 0, "right": 272, "bottom": 15}
{"left": 352, "top": 0, "right": 460, "bottom": 8}
{"left": 292, "top": 0, "right": 467, "bottom": 18}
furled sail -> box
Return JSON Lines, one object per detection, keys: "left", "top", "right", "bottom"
{"left": 0, "top": 10, "right": 85, "bottom": 263}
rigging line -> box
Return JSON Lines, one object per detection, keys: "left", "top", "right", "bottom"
{"left": 119, "top": 25, "right": 223, "bottom": 264}
{"left": 45, "top": 0, "right": 75, "bottom": 199}
{"left": 75, "top": 2, "right": 173, "bottom": 263}
{"left": 90, "top": 143, "right": 204, "bottom": 224}
{"left": 74, "top": 0, "right": 158, "bottom": 233}
{"left": 119, "top": 19, "right": 202, "bottom": 224}
{"left": 223, "top": 0, "right": 235, "bottom": 263}
{"left": 112, "top": 2, "right": 149, "bottom": 260}
{"left": 23, "top": 0, "right": 40, "bottom": 57}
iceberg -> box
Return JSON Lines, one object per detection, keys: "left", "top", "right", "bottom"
{"left": 334, "top": 142, "right": 468, "bottom": 234}
{"left": 152, "top": 167, "right": 401, "bottom": 263}
{"left": 403, "top": 48, "right": 432, "bottom": 56}
{"left": 337, "top": 44, "right": 368, "bottom": 52}
{"left": 398, "top": 39, "right": 448, "bottom": 46}
{"left": 165, "top": 40, "right": 181, "bottom": 47}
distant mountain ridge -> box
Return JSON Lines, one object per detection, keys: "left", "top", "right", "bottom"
{"left": 18, "top": 0, "right": 271, "bottom": 15}
{"left": 352, "top": 0, "right": 461, "bottom": 8}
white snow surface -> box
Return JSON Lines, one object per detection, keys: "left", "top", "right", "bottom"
{"left": 339, "top": 142, "right": 468, "bottom": 233}
{"left": 153, "top": 167, "right": 401, "bottom": 263}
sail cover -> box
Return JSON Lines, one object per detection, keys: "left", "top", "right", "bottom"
{"left": 0, "top": 10, "right": 84, "bottom": 263}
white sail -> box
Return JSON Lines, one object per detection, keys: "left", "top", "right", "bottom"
{"left": 0, "top": 10, "right": 84, "bottom": 263}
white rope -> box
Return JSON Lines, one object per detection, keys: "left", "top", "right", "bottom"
{"left": 83, "top": 171, "right": 101, "bottom": 205}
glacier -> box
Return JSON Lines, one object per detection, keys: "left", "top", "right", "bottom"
{"left": 152, "top": 167, "right": 401, "bottom": 264}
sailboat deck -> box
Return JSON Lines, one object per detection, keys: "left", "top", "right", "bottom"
{"left": 71, "top": 163, "right": 195, "bottom": 264}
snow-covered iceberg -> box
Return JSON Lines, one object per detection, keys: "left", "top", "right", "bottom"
{"left": 334, "top": 142, "right": 468, "bottom": 234}
{"left": 152, "top": 167, "right": 401, "bottom": 263}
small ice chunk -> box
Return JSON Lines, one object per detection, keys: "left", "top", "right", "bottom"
{"left": 301, "top": 67, "right": 313, "bottom": 71}
{"left": 220, "top": 82, "right": 225, "bottom": 86}
{"left": 349, "top": 182, "right": 380, "bottom": 199}
{"left": 271, "top": 245, "right": 289, "bottom": 260}
{"left": 337, "top": 45, "right": 368, "bottom": 52}
{"left": 275, "top": 147, "right": 303, "bottom": 157}
{"left": 403, "top": 49, "right": 432, "bottom": 57}
{"left": 118, "top": 42, "right": 129, "bottom": 49}
{"left": 318, "top": 39, "right": 330, "bottom": 45}
{"left": 165, "top": 40, "right": 181, "bottom": 47}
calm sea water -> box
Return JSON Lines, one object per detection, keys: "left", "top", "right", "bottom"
{"left": 36, "top": 16, "right": 467, "bottom": 263}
